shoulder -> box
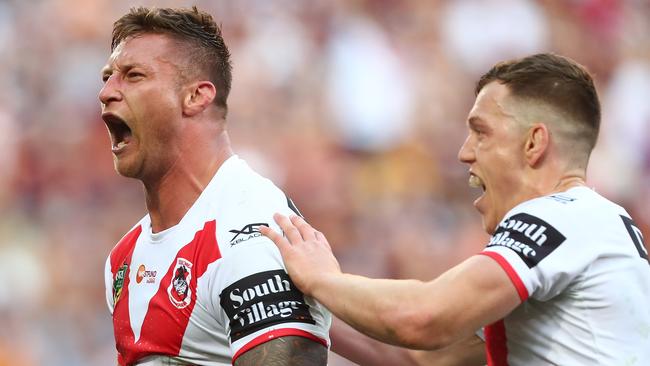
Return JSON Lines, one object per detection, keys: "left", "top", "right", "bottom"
{"left": 215, "top": 156, "right": 287, "bottom": 209}
{"left": 506, "top": 187, "right": 626, "bottom": 232}
{"left": 212, "top": 157, "right": 295, "bottom": 252}
{"left": 488, "top": 187, "right": 625, "bottom": 268}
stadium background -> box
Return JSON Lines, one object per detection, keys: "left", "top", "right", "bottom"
{"left": 0, "top": 0, "right": 648, "bottom": 364}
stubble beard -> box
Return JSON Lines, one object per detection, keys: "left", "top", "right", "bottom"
{"left": 113, "top": 152, "right": 145, "bottom": 180}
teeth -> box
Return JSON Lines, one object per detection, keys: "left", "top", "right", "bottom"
{"left": 116, "top": 141, "right": 128, "bottom": 149}
{"left": 469, "top": 174, "right": 483, "bottom": 189}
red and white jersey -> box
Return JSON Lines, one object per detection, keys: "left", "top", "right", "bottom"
{"left": 104, "top": 156, "right": 331, "bottom": 366}
{"left": 481, "top": 186, "right": 650, "bottom": 365}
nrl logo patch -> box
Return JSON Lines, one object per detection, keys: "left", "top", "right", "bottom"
{"left": 113, "top": 263, "right": 128, "bottom": 304}
{"left": 168, "top": 258, "right": 193, "bottom": 309}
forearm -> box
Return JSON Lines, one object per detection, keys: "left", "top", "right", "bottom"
{"left": 331, "top": 317, "right": 419, "bottom": 366}
{"left": 408, "top": 335, "right": 486, "bottom": 366}
{"left": 312, "top": 256, "right": 516, "bottom": 349}
{"left": 331, "top": 315, "right": 485, "bottom": 366}
{"left": 314, "top": 273, "right": 445, "bottom": 348}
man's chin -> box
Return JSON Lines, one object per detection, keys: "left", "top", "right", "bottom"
{"left": 113, "top": 159, "right": 141, "bottom": 179}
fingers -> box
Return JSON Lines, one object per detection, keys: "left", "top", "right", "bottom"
{"left": 265, "top": 213, "right": 328, "bottom": 248}
{"left": 290, "top": 215, "right": 318, "bottom": 241}
{"left": 259, "top": 224, "right": 291, "bottom": 252}
{"left": 314, "top": 230, "right": 332, "bottom": 251}
{"left": 273, "top": 213, "right": 303, "bottom": 244}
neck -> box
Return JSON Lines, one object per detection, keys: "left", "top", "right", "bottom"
{"left": 144, "top": 129, "right": 233, "bottom": 233}
{"left": 551, "top": 174, "right": 587, "bottom": 193}
{"left": 524, "top": 166, "right": 587, "bottom": 202}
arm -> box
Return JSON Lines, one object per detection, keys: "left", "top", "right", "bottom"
{"left": 316, "top": 256, "right": 518, "bottom": 349}
{"left": 407, "top": 335, "right": 486, "bottom": 366}
{"left": 260, "top": 214, "right": 521, "bottom": 349}
{"left": 331, "top": 317, "right": 486, "bottom": 366}
{"left": 234, "top": 336, "right": 327, "bottom": 366}
{"left": 330, "top": 316, "right": 418, "bottom": 365}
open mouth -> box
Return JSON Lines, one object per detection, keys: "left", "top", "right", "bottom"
{"left": 469, "top": 173, "right": 487, "bottom": 210}
{"left": 469, "top": 173, "right": 486, "bottom": 192}
{"left": 102, "top": 113, "right": 133, "bottom": 152}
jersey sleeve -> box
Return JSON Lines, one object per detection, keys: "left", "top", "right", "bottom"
{"left": 210, "top": 182, "right": 331, "bottom": 362}
{"left": 480, "top": 205, "right": 598, "bottom": 302}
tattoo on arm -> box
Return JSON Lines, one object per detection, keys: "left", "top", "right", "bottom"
{"left": 234, "top": 336, "right": 327, "bottom": 366}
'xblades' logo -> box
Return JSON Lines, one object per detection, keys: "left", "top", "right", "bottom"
{"left": 229, "top": 223, "right": 269, "bottom": 246}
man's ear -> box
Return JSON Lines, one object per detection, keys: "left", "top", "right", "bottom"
{"left": 183, "top": 81, "right": 216, "bottom": 117}
{"left": 524, "top": 123, "right": 549, "bottom": 167}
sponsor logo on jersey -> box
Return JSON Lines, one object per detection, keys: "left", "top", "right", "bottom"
{"left": 135, "top": 264, "right": 157, "bottom": 284}
{"left": 113, "top": 263, "right": 128, "bottom": 304}
{"left": 220, "top": 270, "right": 315, "bottom": 342}
{"left": 167, "top": 258, "right": 193, "bottom": 309}
{"left": 229, "top": 223, "right": 269, "bottom": 246}
{"left": 488, "top": 213, "right": 566, "bottom": 268}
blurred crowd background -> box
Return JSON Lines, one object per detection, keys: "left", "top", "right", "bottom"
{"left": 0, "top": 0, "right": 648, "bottom": 364}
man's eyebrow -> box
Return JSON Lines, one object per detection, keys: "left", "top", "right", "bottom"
{"left": 102, "top": 62, "right": 150, "bottom": 75}
{"left": 122, "top": 62, "right": 150, "bottom": 71}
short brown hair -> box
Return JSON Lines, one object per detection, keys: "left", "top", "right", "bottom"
{"left": 476, "top": 53, "right": 600, "bottom": 155}
{"left": 112, "top": 6, "right": 232, "bottom": 113}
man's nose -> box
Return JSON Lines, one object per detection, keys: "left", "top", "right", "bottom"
{"left": 457, "top": 135, "right": 474, "bottom": 164}
{"left": 98, "top": 75, "right": 122, "bottom": 106}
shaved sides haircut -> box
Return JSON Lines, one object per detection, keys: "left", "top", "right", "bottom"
{"left": 111, "top": 6, "right": 232, "bottom": 113}
{"left": 476, "top": 53, "right": 601, "bottom": 167}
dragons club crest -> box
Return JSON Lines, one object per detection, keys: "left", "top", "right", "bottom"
{"left": 167, "top": 258, "right": 193, "bottom": 309}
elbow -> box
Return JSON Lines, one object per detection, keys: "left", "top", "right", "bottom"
{"left": 380, "top": 305, "right": 455, "bottom": 350}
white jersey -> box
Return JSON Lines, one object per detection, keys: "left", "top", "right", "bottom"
{"left": 104, "top": 156, "right": 331, "bottom": 366}
{"left": 481, "top": 186, "right": 650, "bottom": 365}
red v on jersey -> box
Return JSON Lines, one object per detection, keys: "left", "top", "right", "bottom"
{"left": 105, "top": 156, "right": 332, "bottom": 365}
{"left": 110, "top": 221, "right": 222, "bottom": 365}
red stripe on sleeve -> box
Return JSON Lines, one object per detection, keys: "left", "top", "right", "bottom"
{"left": 479, "top": 251, "right": 529, "bottom": 302}
{"left": 484, "top": 319, "right": 509, "bottom": 366}
{"left": 231, "top": 328, "right": 328, "bottom": 364}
